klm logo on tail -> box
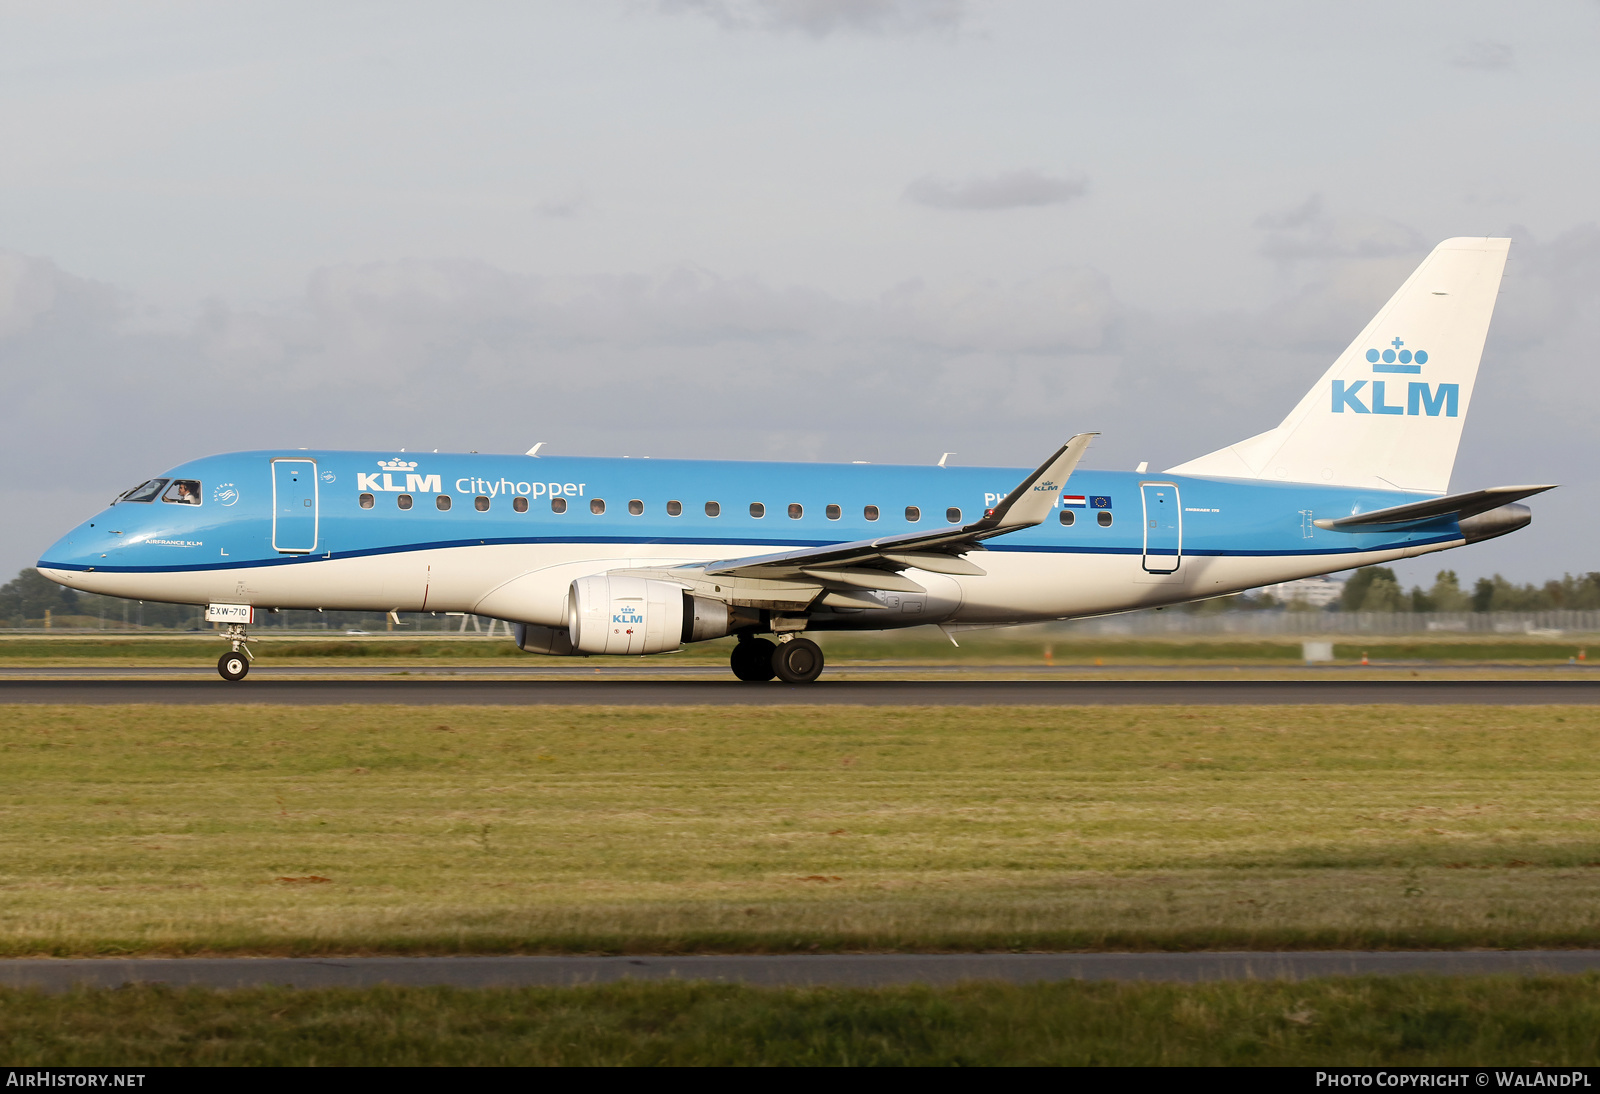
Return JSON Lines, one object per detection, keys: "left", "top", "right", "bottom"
{"left": 1332, "top": 338, "right": 1458, "bottom": 418}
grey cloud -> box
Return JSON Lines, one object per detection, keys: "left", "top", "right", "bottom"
{"left": 535, "top": 195, "right": 586, "bottom": 219}
{"left": 0, "top": 252, "right": 116, "bottom": 342}
{"left": 903, "top": 170, "right": 1087, "bottom": 211}
{"left": 1255, "top": 195, "right": 1426, "bottom": 261}
{"left": 1451, "top": 41, "right": 1514, "bottom": 71}
{"left": 660, "top": 0, "right": 971, "bottom": 36}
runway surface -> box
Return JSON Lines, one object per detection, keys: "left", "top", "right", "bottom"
{"left": 1, "top": 678, "right": 1597, "bottom": 704}
{"left": 5, "top": 952, "right": 1600, "bottom": 991}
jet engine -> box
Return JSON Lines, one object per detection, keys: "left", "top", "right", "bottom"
{"left": 568, "top": 574, "right": 741, "bottom": 655}
{"left": 514, "top": 622, "right": 581, "bottom": 656}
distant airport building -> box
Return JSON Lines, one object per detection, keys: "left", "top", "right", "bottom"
{"left": 1258, "top": 575, "right": 1345, "bottom": 607}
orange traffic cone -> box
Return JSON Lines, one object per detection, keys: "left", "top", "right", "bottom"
{"left": 1360, "top": 651, "right": 1369, "bottom": 666}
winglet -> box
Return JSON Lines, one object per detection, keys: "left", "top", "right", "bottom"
{"left": 973, "top": 433, "right": 1097, "bottom": 535}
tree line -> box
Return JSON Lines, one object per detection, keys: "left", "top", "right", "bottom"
{"left": 1332, "top": 568, "right": 1600, "bottom": 613}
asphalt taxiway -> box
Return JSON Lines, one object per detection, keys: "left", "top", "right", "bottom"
{"left": 4, "top": 951, "right": 1600, "bottom": 991}
{"left": 1, "top": 678, "right": 1597, "bottom": 704}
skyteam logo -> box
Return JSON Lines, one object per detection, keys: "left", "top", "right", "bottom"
{"left": 1333, "top": 337, "right": 1458, "bottom": 418}
{"left": 358, "top": 458, "right": 442, "bottom": 494}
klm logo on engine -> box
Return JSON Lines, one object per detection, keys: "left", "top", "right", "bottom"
{"left": 613, "top": 610, "right": 645, "bottom": 625}
{"left": 1332, "top": 338, "right": 1458, "bottom": 417}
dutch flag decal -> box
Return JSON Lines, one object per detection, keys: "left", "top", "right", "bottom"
{"left": 1061, "top": 495, "right": 1087, "bottom": 508}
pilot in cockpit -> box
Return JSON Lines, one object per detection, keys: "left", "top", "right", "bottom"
{"left": 165, "top": 480, "right": 201, "bottom": 505}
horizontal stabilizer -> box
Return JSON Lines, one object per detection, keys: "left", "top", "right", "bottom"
{"left": 1312, "top": 484, "right": 1556, "bottom": 531}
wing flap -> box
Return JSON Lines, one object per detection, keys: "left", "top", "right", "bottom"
{"left": 801, "top": 567, "right": 926, "bottom": 593}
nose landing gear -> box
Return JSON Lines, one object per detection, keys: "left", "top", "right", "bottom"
{"left": 216, "top": 624, "right": 253, "bottom": 682}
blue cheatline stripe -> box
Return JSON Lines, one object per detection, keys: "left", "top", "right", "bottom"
{"left": 38, "top": 531, "right": 1462, "bottom": 576}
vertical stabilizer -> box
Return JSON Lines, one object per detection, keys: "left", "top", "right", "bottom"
{"left": 1167, "top": 237, "right": 1510, "bottom": 494}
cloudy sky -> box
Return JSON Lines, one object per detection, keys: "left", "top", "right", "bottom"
{"left": 3, "top": 0, "right": 1597, "bottom": 587}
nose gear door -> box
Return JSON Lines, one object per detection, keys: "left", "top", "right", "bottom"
{"left": 1139, "top": 481, "right": 1181, "bottom": 575}
{"left": 272, "top": 458, "right": 318, "bottom": 553}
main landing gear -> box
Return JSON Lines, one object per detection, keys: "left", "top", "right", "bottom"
{"left": 730, "top": 634, "right": 825, "bottom": 684}
{"left": 216, "top": 624, "right": 253, "bottom": 682}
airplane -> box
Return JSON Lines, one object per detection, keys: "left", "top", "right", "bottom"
{"left": 37, "top": 237, "right": 1551, "bottom": 683}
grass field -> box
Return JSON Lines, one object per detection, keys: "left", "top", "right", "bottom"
{"left": 3, "top": 703, "right": 1600, "bottom": 955}
{"left": 5, "top": 976, "right": 1600, "bottom": 1065}
{"left": 1, "top": 632, "right": 1597, "bottom": 667}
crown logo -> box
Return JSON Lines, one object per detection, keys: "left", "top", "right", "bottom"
{"left": 378, "top": 458, "right": 418, "bottom": 472}
{"left": 1366, "top": 337, "right": 1427, "bottom": 372}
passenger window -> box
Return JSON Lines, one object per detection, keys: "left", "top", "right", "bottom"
{"left": 905, "top": 506, "right": 921, "bottom": 523}
{"left": 359, "top": 493, "right": 375, "bottom": 509}
{"left": 398, "top": 494, "right": 414, "bottom": 510}
{"left": 474, "top": 496, "right": 490, "bottom": 512}
{"left": 705, "top": 501, "right": 720, "bottom": 517}
{"left": 787, "top": 503, "right": 803, "bottom": 519}
{"left": 825, "top": 504, "right": 841, "bottom": 520}
{"left": 119, "top": 479, "right": 169, "bottom": 504}
{"left": 513, "top": 496, "right": 528, "bottom": 513}
{"left": 1059, "top": 509, "right": 1075, "bottom": 526}
{"left": 628, "top": 500, "right": 644, "bottom": 515}
{"left": 667, "top": 500, "right": 682, "bottom": 516}
{"left": 437, "top": 495, "right": 452, "bottom": 511}
{"left": 864, "top": 505, "right": 879, "bottom": 521}
{"left": 750, "top": 502, "right": 765, "bottom": 518}
{"left": 162, "top": 480, "right": 202, "bottom": 505}
{"left": 590, "top": 499, "right": 606, "bottom": 515}
{"left": 946, "top": 507, "right": 961, "bottom": 524}
{"left": 551, "top": 497, "right": 567, "bottom": 514}
{"left": 1097, "top": 511, "right": 1113, "bottom": 528}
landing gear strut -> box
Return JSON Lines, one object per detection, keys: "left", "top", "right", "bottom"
{"left": 217, "top": 624, "right": 253, "bottom": 682}
{"left": 730, "top": 636, "right": 776, "bottom": 682}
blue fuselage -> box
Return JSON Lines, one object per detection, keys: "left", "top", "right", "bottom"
{"left": 38, "top": 449, "right": 1464, "bottom": 628}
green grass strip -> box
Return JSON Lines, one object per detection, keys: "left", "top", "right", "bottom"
{"left": 4, "top": 977, "right": 1600, "bottom": 1065}
{"left": 3, "top": 704, "right": 1600, "bottom": 955}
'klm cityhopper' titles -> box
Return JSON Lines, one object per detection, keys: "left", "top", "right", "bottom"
{"left": 354, "top": 458, "right": 586, "bottom": 499}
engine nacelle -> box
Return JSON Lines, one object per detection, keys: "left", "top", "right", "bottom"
{"left": 514, "top": 622, "right": 582, "bottom": 656}
{"left": 568, "top": 575, "right": 746, "bottom": 655}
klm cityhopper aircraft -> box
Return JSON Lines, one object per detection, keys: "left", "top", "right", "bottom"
{"left": 39, "top": 238, "right": 1551, "bottom": 683}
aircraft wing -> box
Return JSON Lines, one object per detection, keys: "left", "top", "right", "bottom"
{"left": 1312, "top": 484, "right": 1557, "bottom": 531}
{"left": 701, "top": 434, "right": 1097, "bottom": 585}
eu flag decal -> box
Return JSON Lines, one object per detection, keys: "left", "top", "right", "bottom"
{"left": 1090, "top": 495, "right": 1112, "bottom": 509}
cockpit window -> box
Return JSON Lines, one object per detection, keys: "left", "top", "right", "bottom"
{"left": 116, "top": 479, "right": 169, "bottom": 504}
{"left": 162, "top": 480, "right": 202, "bottom": 505}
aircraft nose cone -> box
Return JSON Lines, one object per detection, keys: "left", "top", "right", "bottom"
{"left": 37, "top": 520, "right": 116, "bottom": 584}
